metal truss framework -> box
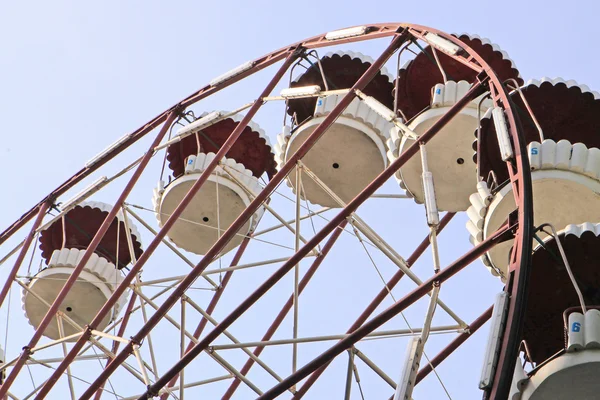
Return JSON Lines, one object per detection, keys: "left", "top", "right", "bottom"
{"left": 0, "top": 23, "right": 533, "bottom": 400}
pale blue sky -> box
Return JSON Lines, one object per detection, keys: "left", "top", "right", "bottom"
{"left": 0, "top": 1, "right": 598, "bottom": 399}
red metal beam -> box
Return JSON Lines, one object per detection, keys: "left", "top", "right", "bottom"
{"left": 222, "top": 220, "right": 349, "bottom": 399}
{"left": 258, "top": 223, "right": 514, "bottom": 399}
{"left": 294, "top": 212, "right": 455, "bottom": 397}
{"left": 93, "top": 292, "right": 139, "bottom": 400}
{"left": 0, "top": 111, "right": 179, "bottom": 399}
{"left": 0, "top": 23, "right": 530, "bottom": 400}
{"left": 0, "top": 49, "right": 292, "bottom": 249}
{"left": 157, "top": 237, "right": 251, "bottom": 400}
{"left": 33, "top": 52, "right": 301, "bottom": 400}
{"left": 0, "top": 201, "right": 50, "bottom": 309}
{"left": 0, "top": 24, "right": 485, "bottom": 250}
{"left": 76, "top": 31, "right": 409, "bottom": 400}
{"left": 130, "top": 74, "right": 484, "bottom": 400}
{"left": 0, "top": 24, "right": 405, "bottom": 248}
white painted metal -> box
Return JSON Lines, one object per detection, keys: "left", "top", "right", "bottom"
{"left": 280, "top": 85, "right": 321, "bottom": 99}
{"left": 275, "top": 93, "right": 392, "bottom": 207}
{"left": 479, "top": 292, "right": 509, "bottom": 389}
{"left": 420, "top": 145, "right": 439, "bottom": 226}
{"left": 153, "top": 153, "right": 265, "bottom": 255}
{"left": 492, "top": 107, "right": 513, "bottom": 161}
{"left": 513, "top": 350, "right": 600, "bottom": 399}
{"left": 209, "top": 61, "right": 254, "bottom": 86}
{"left": 325, "top": 26, "right": 368, "bottom": 40}
{"left": 394, "top": 337, "right": 422, "bottom": 400}
{"left": 424, "top": 32, "right": 462, "bottom": 56}
{"left": 388, "top": 81, "right": 493, "bottom": 212}
{"left": 567, "top": 309, "right": 600, "bottom": 352}
{"left": 22, "top": 248, "right": 128, "bottom": 340}
{"left": 60, "top": 177, "right": 109, "bottom": 210}
{"left": 467, "top": 141, "right": 600, "bottom": 278}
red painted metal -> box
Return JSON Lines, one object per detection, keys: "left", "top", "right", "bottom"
{"left": 39, "top": 205, "right": 143, "bottom": 268}
{"left": 0, "top": 201, "right": 50, "bottom": 310}
{"left": 0, "top": 23, "right": 534, "bottom": 399}
{"left": 157, "top": 237, "right": 251, "bottom": 400}
{"left": 0, "top": 25, "right": 405, "bottom": 249}
{"left": 486, "top": 87, "right": 534, "bottom": 399}
{"left": 93, "top": 292, "right": 139, "bottom": 400}
{"left": 34, "top": 53, "right": 300, "bottom": 400}
{"left": 295, "top": 212, "right": 455, "bottom": 396}
{"left": 0, "top": 115, "right": 167, "bottom": 247}
{"left": 396, "top": 33, "right": 522, "bottom": 120}
{"left": 131, "top": 77, "right": 484, "bottom": 400}
{"left": 0, "top": 111, "right": 179, "bottom": 399}
{"left": 0, "top": 37, "right": 294, "bottom": 248}
{"left": 259, "top": 222, "right": 514, "bottom": 399}
{"left": 167, "top": 119, "right": 277, "bottom": 179}
{"left": 77, "top": 32, "right": 409, "bottom": 400}
{"left": 0, "top": 24, "right": 460, "bottom": 249}
{"left": 399, "top": 26, "right": 534, "bottom": 400}
{"left": 416, "top": 305, "right": 493, "bottom": 384}
{"left": 287, "top": 52, "right": 395, "bottom": 123}
{"left": 222, "top": 220, "right": 349, "bottom": 399}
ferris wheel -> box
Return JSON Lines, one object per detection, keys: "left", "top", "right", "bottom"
{"left": 0, "top": 23, "right": 597, "bottom": 399}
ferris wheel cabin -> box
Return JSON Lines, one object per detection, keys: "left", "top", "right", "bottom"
{"left": 154, "top": 112, "right": 273, "bottom": 255}
{"left": 23, "top": 202, "right": 139, "bottom": 340}
{"left": 387, "top": 34, "right": 522, "bottom": 212}
{"left": 275, "top": 51, "right": 394, "bottom": 207}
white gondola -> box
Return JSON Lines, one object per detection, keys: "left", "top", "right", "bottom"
{"left": 467, "top": 139, "right": 600, "bottom": 279}
{"left": 387, "top": 81, "right": 493, "bottom": 212}
{"left": 275, "top": 51, "right": 394, "bottom": 208}
{"left": 276, "top": 94, "right": 393, "bottom": 207}
{"left": 390, "top": 34, "right": 520, "bottom": 212}
{"left": 511, "top": 348, "right": 600, "bottom": 399}
{"left": 153, "top": 152, "right": 265, "bottom": 255}
{"left": 477, "top": 223, "right": 600, "bottom": 399}
{"left": 22, "top": 248, "right": 129, "bottom": 341}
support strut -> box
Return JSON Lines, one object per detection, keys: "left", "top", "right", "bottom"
{"left": 258, "top": 222, "right": 513, "bottom": 399}
{"left": 33, "top": 51, "right": 301, "bottom": 400}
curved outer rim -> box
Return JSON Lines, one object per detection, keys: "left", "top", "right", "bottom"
{"left": 395, "top": 32, "right": 523, "bottom": 121}
{"left": 397, "top": 32, "right": 522, "bottom": 84}
{"left": 0, "top": 24, "right": 532, "bottom": 400}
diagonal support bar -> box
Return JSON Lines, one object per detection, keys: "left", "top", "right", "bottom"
{"left": 416, "top": 305, "right": 493, "bottom": 384}
{"left": 291, "top": 85, "right": 487, "bottom": 400}
{"left": 221, "top": 220, "right": 348, "bottom": 399}
{"left": 110, "top": 32, "right": 412, "bottom": 400}
{"left": 0, "top": 200, "right": 50, "bottom": 309}
{"left": 158, "top": 238, "right": 250, "bottom": 399}
{"left": 0, "top": 110, "right": 179, "bottom": 399}
{"left": 135, "top": 53, "right": 484, "bottom": 400}
{"left": 34, "top": 50, "right": 301, "bottom": 400}
{"left": 258, "top": 222, "right": 513, "bottom": 399}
